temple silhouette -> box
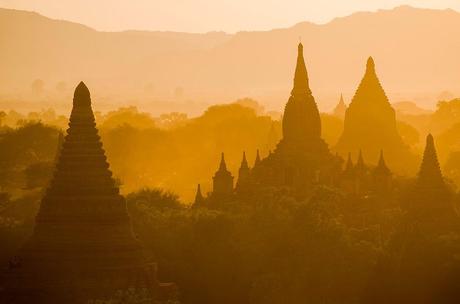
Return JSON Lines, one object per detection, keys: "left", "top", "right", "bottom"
{"left": 364, "top": 134, "right": 459, "bottom": 304}
{"left": 332, "top": 94, "right": 347, "bottom": 118}
{"left": 2, "top": 82, "right": 175, "bottom": 303}
{"left": 196, "top": 44, "right": 397, "bottom": 204}
{"left": 335, "top": 56, "right": 415, "bottom": 171}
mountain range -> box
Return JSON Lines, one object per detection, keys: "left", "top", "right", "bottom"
{"left": 1, "top": 5, "right": 459, "bottom": 113}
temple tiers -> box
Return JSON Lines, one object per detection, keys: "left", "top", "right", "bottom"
{"left": 335, "top": 57, "right": 413, "bottom": 172}
{"left": 2, "top": 82, "right": 175, "bottom": 303}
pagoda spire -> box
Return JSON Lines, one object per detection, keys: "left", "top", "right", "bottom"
{"left": 236, "top": 151, "right": 251, "bottom": 195}
{"left": 417, "top": 134, "right": 444, "bottom": 185}
{"left": 375, "top": 150, "right": 390, "bottom": 175}
{"left": 254, "top": 149, "right": 261, "bottom": 167}
{"left": 333, "top": 94, "right": 347, "bottom": 118}
{"left": 194, "top": 184, "right": 204, "bottom": 205}
{"left": 291, "top": 43, "right": 311, "bottom": 96}
{"left": 219, "top": 152, "right": 228, "bottom": 172}
{"left": 213, "top": 152, "right": 234, "bottom": 197}
{"left": 281, "top": 43, "right": 321, "bottom": 144}
{"left": 356, "top": 150, "right": 366, "bottom": 171}
{"left": 240, "top": 151, "right": 249, "bottom": 170}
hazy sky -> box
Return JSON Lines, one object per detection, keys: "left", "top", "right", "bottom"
{"left": 1, "top": 0, "right": 459, "bottom": 33}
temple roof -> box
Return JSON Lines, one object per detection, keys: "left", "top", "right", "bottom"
{"left": 254, "top": 149, "right": 261, "bottom": 167}
{"left": 374, "top": 150, "right": 391, "bottom": 175}
{"left": 240, "top": 151, "right": 249, "bottom": 170}
{"left": 194, "top": 184, "right": 204, "bottom": 205}
{"left": 218, "top": 152, "right": 229, "bottom": 172}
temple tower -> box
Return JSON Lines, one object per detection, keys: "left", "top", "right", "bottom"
{"left": 235, "top": 152, "right": 251, "bottom": 195}
{"left": 408, "top": 134, "right": 453, "bottom": 220}
{"left": 2, "top": 82, "right": 174, "bottom": 303}
{"left": 212, "top": 153, "right": 234, "bottom": 198}
{"left": 253, "top": 43, "right": 333, "bottom": 190}
{"left": 335, "top": 57, "right": 413, "bottom": 172}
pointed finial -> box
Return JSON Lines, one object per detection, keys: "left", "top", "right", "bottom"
{"left": 355, "top": 149, "right": 364, "bottom": 167}
{"left": 194, "top": 183, "right": 204, "bottom": 205}
{"left": 375, "top": 149, "right": 391, "bottom": 175}
{"left": 254, "top": 149, "right": 261, "bottom": 167}
{"left": 240, "top": 151, "right": 249, "bottom": 170}
{"left": 426, "top": 133, "right": 434, "bottom": 146}
{"left": 73, "top": 81, "right": 91, "bottom": 107}
{"left": 219, "top": 152, "right": 227, "bottom": 171}
{"left": 366, "top": 57, "right": 375, "bottom": 73}
{"left": 291, "top": 43, "right": 310, "bottom": 96}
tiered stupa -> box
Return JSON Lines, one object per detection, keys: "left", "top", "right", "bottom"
{"left": 408, "top": 134, "right": 454, "bottom": 221}
{"left": 2, "top": 82, "right": 174, "bottom": 303}
{"left": 335, "top": 57, "right": 413, "bottom": 171}
{"left": 253, "top": 43, "right": 336, "bottom": 189}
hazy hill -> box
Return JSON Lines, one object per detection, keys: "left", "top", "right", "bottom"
{"left": 1, "top": 6, "right": 460, "bottom": 112}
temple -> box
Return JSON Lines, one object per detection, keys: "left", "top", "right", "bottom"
{"left": 196, "top": 44, "right": 396, "bottom": 203}
{"left": 335, "top": 57, "right": 414, "bottom": 172}
{"left": 249, "top": 43, "right": 336, "bottom": 190}
{"left": 2, "top": 82, "right": 175, "bottom": 303}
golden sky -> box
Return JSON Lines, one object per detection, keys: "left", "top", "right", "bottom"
{"left": 0, "top": 0, "right": 459, "bottom": 32}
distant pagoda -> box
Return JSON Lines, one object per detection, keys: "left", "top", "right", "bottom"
{"left": 194, "top": 183, "right": 205, "bottom": 206}
{"left": 2, "top": 82, "right": 175, "bottom": 303}
{"left": 408, "top": 134, "right": 453, "bottom": 220}
{"left": 212, "top": 153, "right": 234, "bottom": 198}
{"left": 332, "top": 94, "right": 347, "bottom": 118}
{"left": 335, "top": 57, "right": 413, "bottom": 171}
{"left": 372, "top": 150, "right": 392, "bottom": 193}
{"left": 235, "top": 152, "right": 251, "bottom": 195}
